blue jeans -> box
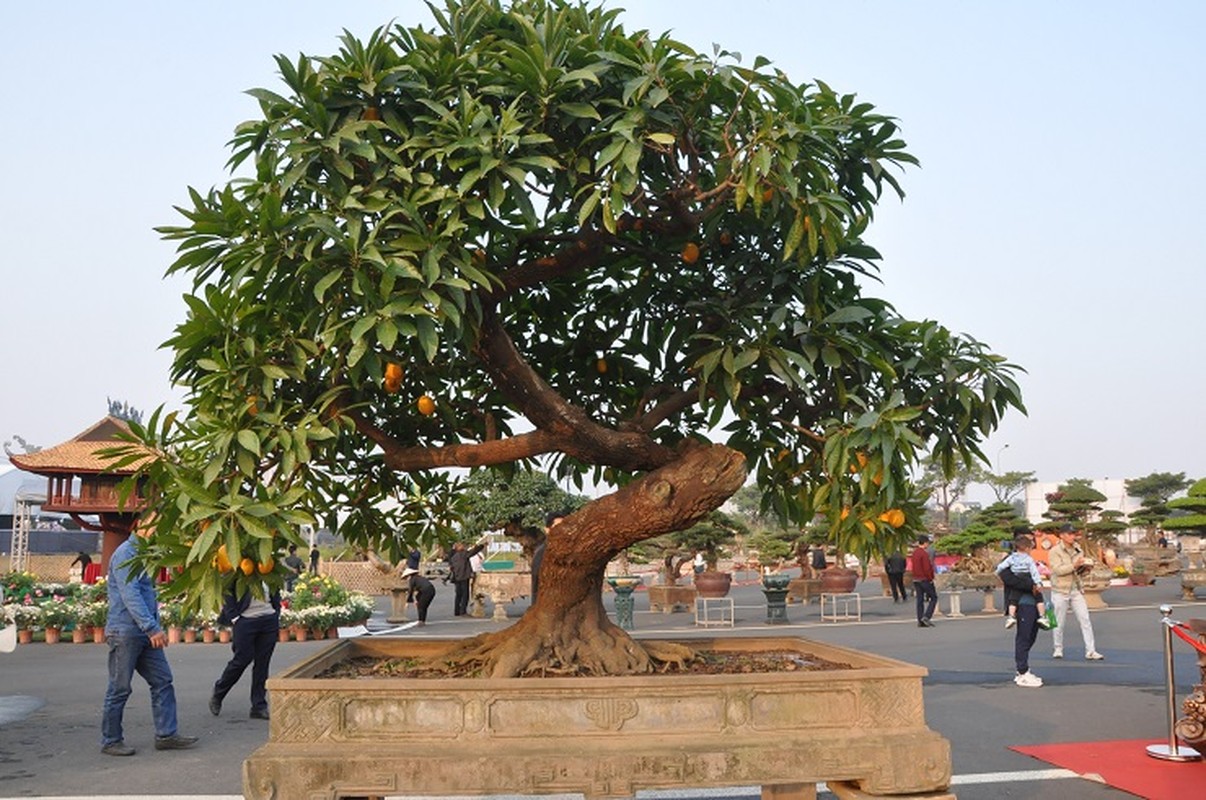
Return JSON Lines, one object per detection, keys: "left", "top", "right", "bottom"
{"left": 101, "top": 634, "right": 178, "bottom": 746}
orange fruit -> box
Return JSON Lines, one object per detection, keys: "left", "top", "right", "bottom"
{"left": 247, "top": 396, "right": 259, "bottom": 416}
{"left": 215, "top": 545, "right": 233, "bottom": 573}
{"left": 862, "top": 519, "right": 876, "bottom": 533}
{"left": 762, "top": 187, "right": 774, "bottom": 203}
{"left": 596, "top": 358, "right": 608, "bottom": 374}
{"left": 840, "top": 507, "right": 850, "bottom": 521}
{"left": 681, "top": 242, "right": 701, "bottom": 264}
{"left": 257, "top": 558, "right": 274, "bottom": 575}
{"left": 383, "top": 363, "right": 404, "bottom": 394}
{"left": 417, "top": 395, "right": 436, "bottom": 416}
{"left": 362, "top": 106, "right": 380, "bottom": 121}
{"left": 239, "top": 557, "right": 255, "bottom": 576}
{"left": 872, "top": 471, "right": 883, "bottom": 487}
{"left": 878, "top": 509, "right": 905, "bottom": 528}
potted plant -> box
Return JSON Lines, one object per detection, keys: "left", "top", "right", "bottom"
{"left": 158, "top": 600, "right": 184, "bottom": 643}
{"left": 40, "top": 596, "right": 74, "bottom": 644}
{"left": 5, "top": 603, "right": 42, "bottom": 644}
{"left": 76, "top": 600, "right": 109, "bottom": 643}
{"left": 673, "top": 512, "right": 743, "bottom": 597}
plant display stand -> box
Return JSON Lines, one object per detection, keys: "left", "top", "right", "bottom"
{"left": 820, "top": 592, "right": 861, "bottom": 623}
{"left": 694, "top": 596, "right": 735, "bottom": 627}
{"left": 940, "top": 591, "right": 965, "bottom": 618}
{"left": 245, "top": 636, "right": 954, "bottom": 800}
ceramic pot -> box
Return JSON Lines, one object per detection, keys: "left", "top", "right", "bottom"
{"left": 819, "top": 568, "right": 858, "bottom": 593}
{"left": 693, "top": 571, "right": 732, "bottom": 598}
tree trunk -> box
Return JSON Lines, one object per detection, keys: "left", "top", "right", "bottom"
{"left": 442, "top": 443, "right": 746, "bottom": 677}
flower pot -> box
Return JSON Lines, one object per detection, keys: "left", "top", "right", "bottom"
{"left": 219, "top": 629, "right": 232, "bottom": 644}
{"left": 72, "top": 627, "right": 88, "bottom": 644}
{"left": 693, "top": 571, "right": 732, "bottom": 598}
{"left": 292, "top": 625, "right": 308, "bottom": 642}
{"left": 202, "top": 628, "right": 216, "bottom": 644}
{"left": 18, "top": 629, "right": 33, "bottom": 645}
{"left": 278, "top": 627, "right": 291, "bottom": 643}
{"left": 819, "top": 568, "right": 858, "bottom": 594}
{"left": 183, "top": 628, "right": 197, "bottom": 644}
{"left": 327, "top": 627, "right": 339, "bottom": 639}
{"left": 44, "top": 627, "right": 61, "bottom": 644}
{"left": 310, "top": 627, "right": 326, "bottom": 640}
{"left": 92, "top": 627, "right": 106, "bottom": 644}
{"left": 167, "top": 626, "right": 182, "bottom": 644}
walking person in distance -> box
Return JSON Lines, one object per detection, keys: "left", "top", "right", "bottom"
{"left": 209, "top": 579, "right": 280, "bottom": 720}
{"left": 911, "top": 534, "right": 937, "bottom": 627}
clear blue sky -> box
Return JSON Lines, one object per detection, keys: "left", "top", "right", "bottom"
{"left": 2, "top": 1, "right": 1203, "bottom": 495}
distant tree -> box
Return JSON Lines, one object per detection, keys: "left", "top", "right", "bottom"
{"left": 934, "top": 501, "right": 1025, "bottom": 570}
{"left": 983, "top": 470, "right": 1037, "bottom": 505}
{"left": 107, "top": 398, "right": 144, "bottom": 424}
{"left": 1125, "top": 471, "right": 1191, "bottom": 546}
{"left": 1038, "top": 478, "right": 1108, "bottom": 557}
{"left": 1163, "top": 478, "right": 1206, "bottom": 538}
{"left": 456, "top": 469, "right": 587, "bottom": 539}
{"left": 671, "top": 511, "right": 747, "bottom": 571}
{"left": 915, "top": 455, "right": 986, "bottom": 531}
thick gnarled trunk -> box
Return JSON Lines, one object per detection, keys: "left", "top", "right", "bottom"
{"left": 442, "top": 444, "right": 746, "bottom": 677}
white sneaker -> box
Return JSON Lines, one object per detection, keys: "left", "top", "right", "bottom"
{"left": 1052, "top": 648, "right": 1063, "bottom": 659}
{"left": 1004, "top": 616, "right": 1017, "bottom": 629}
{"left": 1014, "top": 671, "right": 1043, "bottom": 687}
{"left": 1085, "top": 651, "right": 1105, "bottom": 660}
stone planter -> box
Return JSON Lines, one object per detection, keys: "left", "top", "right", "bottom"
{"left": 786, "top": 577, "right": 821, "bottom": 605}
{"left": 1181, "top": 568, "right": 1206, "bottom": 601}
{"left": 246, "top": 636, "right": 952, "bottom": 800}
{"left": 647, "top": 584, "right": 696, "bottom": 613}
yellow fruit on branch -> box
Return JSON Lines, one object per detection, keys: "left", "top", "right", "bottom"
{"left": 257, "top": 558, "right": 274, "bottom": 575}
{"left": 878, "top": 508, "right": 906, "bottom": 528}
{"left": 239, "top": 557, "right": 255, "bottom": 576}
{"left": 871, "top": 471, "right": 883, "bottom": 487}
{"left": 862, "top": 519, "right": 876, "bottom": 533}
{"left": 681, "top": 242, "right": 700, "bottom": 264}
{"left": 840, "top": 507, "right": 850, "bottom": 521}
{"left": 215, "top": 544, "right": 233, "bottom": 573}
{"left": 596, "top": 358, "right": 608, "bottom": 374}
{"left": 417, "top": 395, "right": 436, "bottom": 416}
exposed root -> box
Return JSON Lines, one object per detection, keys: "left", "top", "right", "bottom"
{"left": 412, "top": 620, "right": 699, "bottom": 679}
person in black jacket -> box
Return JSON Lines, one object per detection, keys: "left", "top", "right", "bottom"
{"left": 884, "top": 551, "right": 908, "bottom": 603}
{"left": 446, "top": 539, "right": 487, "bottom": 617}
{"left": 401, "top": 567, "right": 436, "bottom": 625}
{"left": 209, "top": 583, "right": 280, "bottom": 720}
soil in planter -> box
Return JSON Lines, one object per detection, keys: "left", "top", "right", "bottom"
{"left": 316, "top": 649, "right": 855, "bottom": 680}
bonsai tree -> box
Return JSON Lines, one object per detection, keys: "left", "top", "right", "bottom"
{"left": 1164, "top": 478, "right": 1206, "bottom": 538}
{"left": 115, "top": 0, "right": 1022, "bottom": 677}
{"left": 1126, "top": 471, "right": 1191, "bottom": 546}
{"left": 671, "top": 510, "right": 745, "bottom": 572}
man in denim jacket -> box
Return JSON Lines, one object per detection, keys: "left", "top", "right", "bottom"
{"left": 100, "top": 528, "right": 198, "bottom": 756}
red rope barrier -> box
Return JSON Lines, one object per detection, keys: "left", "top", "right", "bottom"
{"left": 1172, "top": 623, "right": 1206, "bottom": 655}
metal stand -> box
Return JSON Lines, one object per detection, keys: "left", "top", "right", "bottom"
{"left": 1146, "top": 605, "right": 1203, "bottom": 762}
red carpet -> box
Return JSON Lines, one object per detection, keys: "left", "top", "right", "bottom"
{"left": 1011, "top": 738, "right": 1206, "bottom": 800}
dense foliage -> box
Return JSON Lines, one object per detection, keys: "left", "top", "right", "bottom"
{"left": 112, "top": 0, "right": 1023, "bottom": 615}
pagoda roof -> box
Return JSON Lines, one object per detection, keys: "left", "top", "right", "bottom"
{"left": 8, "top": 416, "right": 155, "bottom": 475}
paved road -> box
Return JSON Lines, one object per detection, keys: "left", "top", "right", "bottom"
{"left": 1, "top": 574, "right": 1202, "bottom": 799}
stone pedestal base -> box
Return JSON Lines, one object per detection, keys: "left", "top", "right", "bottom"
{"left": 648, "top": 584, "right": 696, "bottom": 612}
{"left": 385, "top": 588, "right": 409, "bottom": 624}
{"left": 246, "top": 636, "right": 954, "bottom": 800}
